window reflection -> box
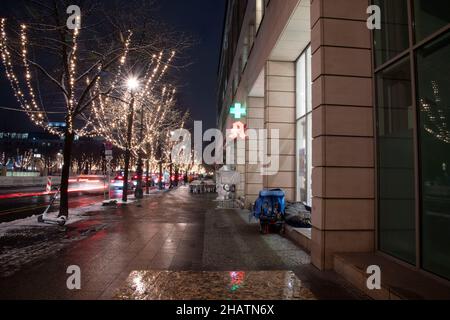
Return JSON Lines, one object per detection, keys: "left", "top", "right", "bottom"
{"left": 377, "top": 57, "right": 416, "bottom": 264}
{"left": 417, "top": 32, "right": 450, "bottom": 279}
{"left": 414, "top": 0, "right": 450, "bottom": 42}
{"left": 297, "top": 119, "right": 307, "bottom": 203}
{"left": 296, "top": 46, "right": 312, "bottom": 206}
{"left": 373, "top": 0, "right": 409, "bottom": 66}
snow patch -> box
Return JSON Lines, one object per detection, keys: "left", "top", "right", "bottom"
{"left": 0, "top": 200, "right": 110, "bottom": 278}
{"left": 0, "top": 201, "right": 106, "bottom": 237}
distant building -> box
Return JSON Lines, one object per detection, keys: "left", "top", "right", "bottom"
{"left": 0, "top": 132, "right": 64, "bottom": 156}
{"left": 0, "top": 131, "right": 104, "bottom": 174}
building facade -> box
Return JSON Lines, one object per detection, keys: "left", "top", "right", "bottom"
{"left": 217, "top": 0, "right": 450, "bottom": 296}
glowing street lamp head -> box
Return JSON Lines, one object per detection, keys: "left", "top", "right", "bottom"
{"left": 126, "top": 77, "right": 140, "bottom": 91}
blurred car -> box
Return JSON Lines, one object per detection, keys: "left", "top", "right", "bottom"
{"left": 131, "top": 174, "right": 156, "bottom": 187}
{"left": 131, "top": 174, "right": 138, "bottom": 187}
{"left": 110, "top": 175, "right": 134, "bottom": 190}
{"left": 69, "top": 175, "right": 106, "bottom": 194}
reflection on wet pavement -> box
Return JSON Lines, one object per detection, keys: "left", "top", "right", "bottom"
{"left": 0, "top": 187, "right": 363, "bottom": 300}
{"left": 115, "top": 270, "right": 316, "bottom": 300}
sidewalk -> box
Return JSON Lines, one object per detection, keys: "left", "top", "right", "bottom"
{"left": 0, "top": 187, "right": 365, "bottom": 300}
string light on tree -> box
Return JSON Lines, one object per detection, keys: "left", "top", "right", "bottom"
{"left": 0, "top": 15, "right": 188, "bottom": 217}
{"left": 420, "top": 81, "right": 450, "bottom": 144}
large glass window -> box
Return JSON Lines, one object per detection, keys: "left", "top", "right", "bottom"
{"left": 377, "top": 58, "right": 416, "bottom": 264}
{"left": 255, "top": 0, "right": 265, "bottom": 32}
{"left": 373, "top": 0, "right": 409, "bottom": 66}
{"left": 417, "top": 32, "right": 450, "bottom": 279}
{"left": 296, "top": 46, "right": 312, "bottom": 206}
{"left": 374, "top": 1, "right": 450, "bottom": 280}
{"left": 296, "top": 53, "right": 306, "bottom": 118}
{"left": 307, "top": 113, "right": 312, "bottom": 204}
{"left": 297, "top": 119, "right": 307, "bottom": 203}
{"left": 413, "top": 1, "right": 450, "bottom": 42}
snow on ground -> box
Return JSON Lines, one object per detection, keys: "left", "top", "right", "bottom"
{"left": 0, "top": 201, "right": 109, "bottom": 278}
{"left": 0, "top": 188, "right": 168, "bottom": 278}
{"left": 0, "top": 202, "right": 106, "bottom": 236}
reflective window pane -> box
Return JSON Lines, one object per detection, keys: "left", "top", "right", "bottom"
{"left": 414, "top": 0, "right": 450, "bottom": 42}
{"left": 373, "top": 0, "right": 410, "bottom": 66}
{"left": 256, "top": 0, "right": 265, "bottom": 32}
{"left": 306, "top": 46, "right": 312, "bottom": 114}
{"left": 296, "top": 119, "right": 307, "bottom": 203}
{"left": 306, "top": 114, "right": 312, "bottom": 206}
{"left": 377, "top": 58, "right": 416, "bottom": 264}
{"left": 417, "top": 32, "right": 450, "bottom": 280}
{"left": 296, "top": 46, "right": 312, "bottom": 205}
{"left": 296, "top": 53, "right": 306, "bottom": 119}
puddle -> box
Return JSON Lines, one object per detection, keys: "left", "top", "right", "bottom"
{"left": 115, "top": 270, "right": 316, "bottom": 300}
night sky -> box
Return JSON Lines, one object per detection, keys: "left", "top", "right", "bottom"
{"left": 0, "top": 0, "right": 226, "bottom": 132}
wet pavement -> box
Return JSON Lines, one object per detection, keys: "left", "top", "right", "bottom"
{"left": 0, "top": 186, "right": 366, "bottom": 300}
{"left": 115, "top": 271, "right": 316, "bottom": 300}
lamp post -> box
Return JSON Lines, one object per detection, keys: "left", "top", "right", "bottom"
{"left": 134, "top": 96, "right": 145, "bottom": 199}
{"left": 122, "top": 77, "right": 139, "bottom": 203}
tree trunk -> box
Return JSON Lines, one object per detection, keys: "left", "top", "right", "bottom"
{"left": 145, "top": 158, "right": 150, "bottom": 194}
{"left": 159, "top": 161, "right": 163, "bottom": 190}
{"left": 134, "top": 155, "right": 143, "bottom": 199}
{"left": 175, "top": 166, "right": 179, "bottom": 187}
{"left": 169, "top": 161, "right": 173, "bottom": 189}
{"left": 58, "top": 130, "right": 75, "bottom": 218}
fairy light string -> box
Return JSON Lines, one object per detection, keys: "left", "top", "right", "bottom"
{"left": 0, "top": 18, "right": 186, "bottom": 166}
{"left": 420, "top": 81, "right": 450, "bottom": 144}
{"left": 89, "top": 48, "right": 179, "bottom": 153}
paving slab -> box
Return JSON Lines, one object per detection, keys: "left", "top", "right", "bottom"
{"left": 0, "top": 186, "right": 365, "bottom": 300}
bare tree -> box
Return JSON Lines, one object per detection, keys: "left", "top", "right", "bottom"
{"left": 85, "top": 77, "right": 177, "bottom": 201}
{"left": 88, "top": 70, "right": 190, "bottom": 201}
{"left": 0, "top": 0, "right": 191, "bottom": 218}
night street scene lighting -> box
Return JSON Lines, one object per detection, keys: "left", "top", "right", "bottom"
{"left": 0, "top": 0, "right": 449, "bottom": 316}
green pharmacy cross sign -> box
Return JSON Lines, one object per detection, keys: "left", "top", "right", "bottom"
{"left": 230, "top": 103, "right": 246, "bottom": 119}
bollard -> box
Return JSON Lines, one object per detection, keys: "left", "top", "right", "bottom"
{"left": 46, "top": 176, "right": 52, "bottom": 193}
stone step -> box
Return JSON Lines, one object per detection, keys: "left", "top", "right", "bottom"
{"left": 285, "top": 226, "right": 311, "bottom": 253}
{"left": 334, "top": 253, "right": 450, "bottom": 300}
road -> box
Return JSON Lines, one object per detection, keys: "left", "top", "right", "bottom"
{"left": 0, "top": 185, "right": 128, "bottom": 223}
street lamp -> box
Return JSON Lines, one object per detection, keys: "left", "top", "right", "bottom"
{"left": 126, "top": 77, "right": 140, "bottom": 91}
{"left": 122, "top": 76, "right": 140, "bottom": 203}
{"left": 127, "top": 76, "right": 146, "bottom": 200}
